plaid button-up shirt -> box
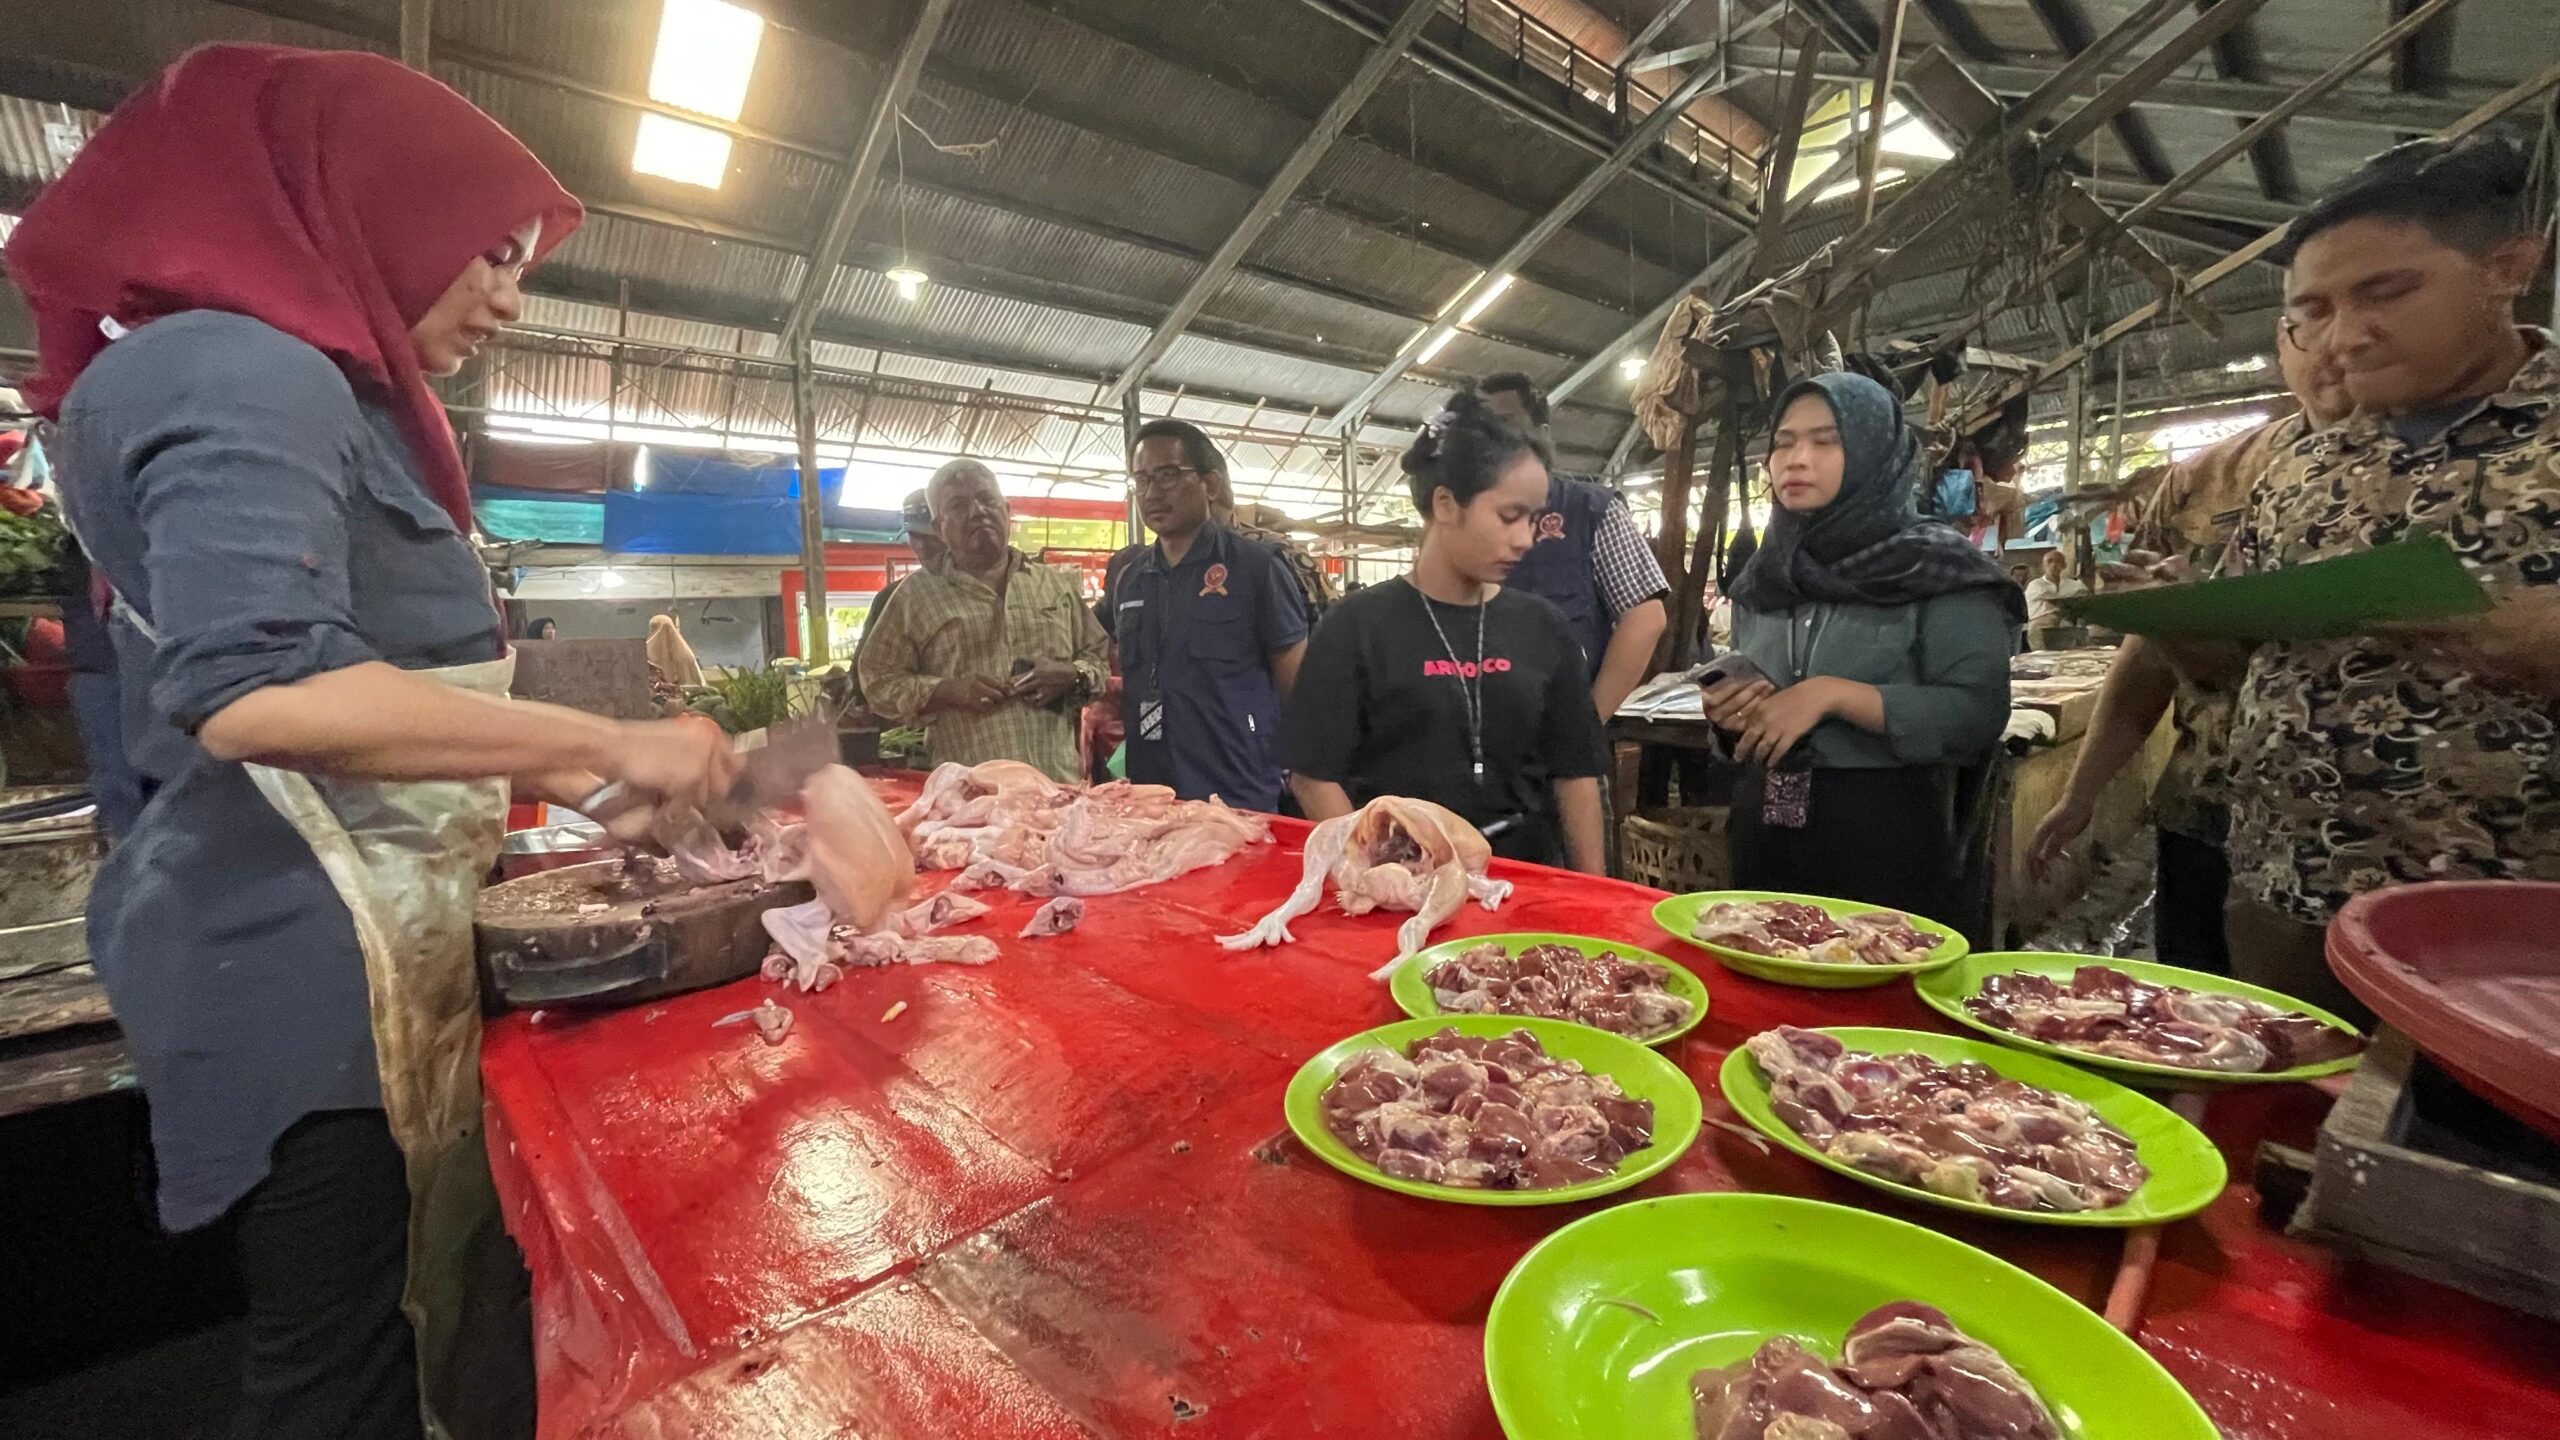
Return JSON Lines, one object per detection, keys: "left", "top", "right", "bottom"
{"left": 858, "top": 549, "right": 1110, "bottom": 782}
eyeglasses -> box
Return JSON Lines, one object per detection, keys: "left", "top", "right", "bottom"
{"left": 1130, "top": 464, "right": 1201, "bottom": 494}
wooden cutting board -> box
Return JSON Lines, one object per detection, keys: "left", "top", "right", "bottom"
{"left": 474, "top": 857, "right": 813, "bottom": 1009}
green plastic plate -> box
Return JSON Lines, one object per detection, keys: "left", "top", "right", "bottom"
{"left": 1282, "top": 1015, "right": 1702, "bottom": 1207}
{"left": 1719, "top": 1026, "right": 2226, "bottom": 1227}
{"left": 1915, "top": 951, "right": 2366, "bottom": 1087}
{"left": 1651, "top": 890, "right": 1969, "bottom": 989}
{"left": 1484, "top": 1192, "right": 2218, "bottom": 1440}
{"left": 1388, "top": 932, "right": 1710, "bottom": 1047}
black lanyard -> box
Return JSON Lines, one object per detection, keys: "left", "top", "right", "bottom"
{"left": 1418, "top": 585, "right": 1488, "bottom": 786}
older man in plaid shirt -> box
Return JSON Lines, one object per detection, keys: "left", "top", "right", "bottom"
{"left": 859, "top": 459, "right": 1110, "bottom": 782}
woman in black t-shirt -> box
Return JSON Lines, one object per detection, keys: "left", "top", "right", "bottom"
{"left": 1281, "top": 392, "right": 1610, "bottom": 871}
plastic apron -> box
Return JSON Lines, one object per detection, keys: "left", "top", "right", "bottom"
{"left": 241, "top": 653, "right": 514, "bottom": 1440}
{"left": 112, "top": 602, "right": 514, "bottom": 1440}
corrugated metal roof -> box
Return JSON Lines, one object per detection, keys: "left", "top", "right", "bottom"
{"left": 5, "top": 0, "right": 2550, "bottom": 502}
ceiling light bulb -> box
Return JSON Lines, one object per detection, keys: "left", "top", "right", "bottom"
{"left": 886, "top": 266, "right": 930, "bottom": 302}
{"left": 600, "top": 569, "right": 626, "bottom": 589}
{"left": 1619, "top": 354, "right": 1647, "bottom": 381}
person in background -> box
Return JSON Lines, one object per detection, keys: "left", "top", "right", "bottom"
{"left": 2021, "top": 549, "right": 2085, "bottom": 646}
{"left": 851, "top": 489, "right": 943, "bottom": 711}
{"left": 2167, "top": 135, "right": 2559, "bottom": 1017}
{"left": 1477, "top": 372, "right": 1671, "bottom": 718}
{"left": 8, "top": 46, "right": 739, "bottom": 1440}
{"left": 645, "top": 612, "right": 705, "bottom": 689}
{"left": 527, "top": 616, "right": 559, "bottom": 640}
{"left": 1701, "top": 372, "right": 2019, "bottom": 917}
{"left": 859, "top": 459, "right": 1109, "bottom": 782}
{"left": 1100, "top": 420, "right": 1308, "bottom": 811}
{"left": 2028, "top": 317, "right": 2350, "bottom": 974}
{"left": 1282, "top": 392, "right": 1609, "bottom": 872}
{"left": 2007, "top": 563, "right": 2030, "bottom": 587}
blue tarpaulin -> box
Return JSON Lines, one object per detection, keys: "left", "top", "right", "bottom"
{"left": 477, "top": 451, "right": 914, "bottom": 554}
{"left": 475, "top": 485, "right": 604, "bottom": 545}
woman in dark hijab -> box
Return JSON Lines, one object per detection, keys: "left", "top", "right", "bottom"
{"left": 1701, "top": 371, "right": 2021, "bottom": 916}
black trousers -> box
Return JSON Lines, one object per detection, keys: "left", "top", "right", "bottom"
{"left": 1728, "top": 765, "right": 1954, "bottom": 918}
{"left": 2153, "top": 829, "right": 2234, "bottom": 975}
{"left": 229, "top": 1109, "right": 420, "bottom": 1440}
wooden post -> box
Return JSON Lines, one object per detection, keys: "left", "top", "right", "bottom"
{"left": 1669, "top": 399, "right": 1740, "bottom": 668}
{"left": 1856, "top": 0, "right": 1911, "bottom": 230}
{"left": 1653, "top": 412, "right": 1700, "bottom": 588}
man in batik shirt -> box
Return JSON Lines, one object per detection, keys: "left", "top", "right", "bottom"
{"left": 2194, "top": 137, "right": 2560, "bottom": 1018}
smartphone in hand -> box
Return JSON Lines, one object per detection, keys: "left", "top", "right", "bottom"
{"left": 1696, "top": 653, "right": 1772, "bottom": 690}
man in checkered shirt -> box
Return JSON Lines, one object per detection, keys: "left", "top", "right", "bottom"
{"left": 1479, "top": 373, "right": 1671, "bottom": 719}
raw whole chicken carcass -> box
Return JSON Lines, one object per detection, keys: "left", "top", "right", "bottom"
{"left": 801, "top": 764, "right": 914, "bottom": 933}
{"left": 1217, "top": 797, "right": 1511, "bottom": 975}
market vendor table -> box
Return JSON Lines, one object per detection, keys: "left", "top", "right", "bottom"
{"left": 481, "top": 775, "right": 2560, "bottom": 1439}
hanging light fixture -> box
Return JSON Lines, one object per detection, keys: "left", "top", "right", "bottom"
{"left": 880, "top": 107, "right": 929, "bottom": 303}
{"left": 1619, "top": 353, "right": 1647, "bottom": 382}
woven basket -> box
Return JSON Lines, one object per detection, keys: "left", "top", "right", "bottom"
{"left": 1618, "top": 806, "right": 1729, "bottom": 893}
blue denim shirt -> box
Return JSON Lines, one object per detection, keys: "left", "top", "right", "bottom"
{"left": 56, "top": 311, "right": 498, "bottom": 1228}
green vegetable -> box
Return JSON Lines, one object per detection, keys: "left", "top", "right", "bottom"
{"left": 0, "top": 505, "right": 69, "bottom": 598}
{"left": 684, "top": 659, "right": 851, "bottom": 735}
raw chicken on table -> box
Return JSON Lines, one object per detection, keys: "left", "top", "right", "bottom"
{"left": 1744, "top": 1027, "right": 2150, "bottom": 1213}
{"left": 1692, "top": 1301, "right": 2060, "bottom": 1440}
{"left": 746, "top": 760, "right": 1272, "bottom": 988}
{"left": 1217, "top": 796, "right": 1511, "bottom": 975}
{"left": 896, "top": 761, "right": 1272, "bottom": 897}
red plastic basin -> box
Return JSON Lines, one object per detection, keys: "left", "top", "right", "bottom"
{"left": 2329, "top": 881, "right": 2560, "bottom": 1144}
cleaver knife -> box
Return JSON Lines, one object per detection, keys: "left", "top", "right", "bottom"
{"left": 579, "top": 716, "right": 838, "bottom": 831}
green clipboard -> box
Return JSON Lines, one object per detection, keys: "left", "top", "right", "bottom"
{"left": 2061, "top": 536, "right": 2491, "bottom": 641}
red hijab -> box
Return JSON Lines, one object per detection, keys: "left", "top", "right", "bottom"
{"left": 4, "top": 44, "right": 583, "bottom": 529}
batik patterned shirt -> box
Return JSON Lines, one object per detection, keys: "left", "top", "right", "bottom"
{"left": 2216, "top": 333, "right": 2560, "bottom": 922}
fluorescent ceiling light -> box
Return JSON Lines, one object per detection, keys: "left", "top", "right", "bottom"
{"left": 599, "top": 569, "right": 627, "bottom": 589}
{"left": 1433, "top": 272, "right": 1486, "bottom": 319}
{"left": 1816, "top": 167, "right": 1904, "bottom": 203}
{"left": 1415, "top": 328, "right": 1457, "bottom": 366}
{"left": 1457, "top": 273, "right": 1514, "bottom": 325}
{"left": 648, "top": 0, "right": 765, "bottom": 122}
{"left": 633, "top": 112, "right": 733, "bottom": 189}
{"left": 2224, "top": 355, "right": 2271, "bottom": 374}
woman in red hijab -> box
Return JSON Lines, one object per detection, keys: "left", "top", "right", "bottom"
{"left": 9, "top": 46, "right": 740, "bottom": 1440}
